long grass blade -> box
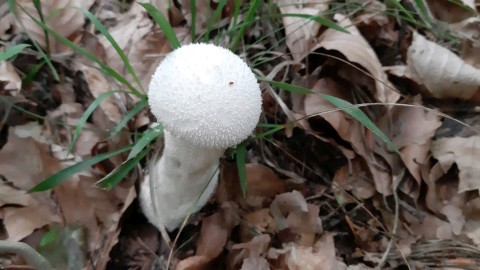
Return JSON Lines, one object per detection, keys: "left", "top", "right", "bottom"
{"left": 127, "top": 124, "right": 164, "bottom": 160}
{"left": 29, "top": 144, "right": 133, "bottom": 192}
{"left": 95, "top": 148, "right": 147, "bottom": 190}
{"left": 140, "top": 3, "right": 180, "bottom": 49}
{"left": 82, "top": 9, "right": 145, "bottom": 93}
{"left": 0, "top": 44, "right": 30, "bottom": 61}
{"left": 236, "top": 141, "right": 247, "bottom": 197}
{"left": 280, "top": 14, "right": 349, "bottom": 33}
{"left": 110, "top": 99, "right": 148, "bottom": 138}
{"left": 66, "top": 90, "right": 117, "bottom": 155}
{"left": 231, "top": 0, "right": 260, "bottom": 51}
{"left": 18, "top": 5, "right": 143, "bottom": 97}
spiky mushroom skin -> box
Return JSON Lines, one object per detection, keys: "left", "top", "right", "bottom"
{"left": 140, "top": 44, "right": 262, "bottom": 231}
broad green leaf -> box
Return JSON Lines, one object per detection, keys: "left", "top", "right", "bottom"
{"left": 29, "top": 144, "right": 133, "bottom": 192}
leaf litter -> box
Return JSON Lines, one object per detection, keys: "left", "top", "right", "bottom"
{"left": 2, "top": 0, "right": 480, "bottom": 269}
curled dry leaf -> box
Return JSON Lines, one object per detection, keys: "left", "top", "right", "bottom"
{"left": 431, "top": 135, "right": 480, "bottom": 193}
{"left": 314, "top": 14, "right": 399, "bottom": 103}
{"left": 274, "top": 0, "right": 330, "bottom": 62}
{"left": 233, "top": 234, "right": 271, "bottom": 270}
{"left": 270, "top": 190, "right": 323, "bottom": 236}
{"left": 16, "top": 0, "right": 85, "bottom": 53}
{"left": 407, "top": 31, "right": 480, "bottom": 99}
{"left": 452, "top": 17, "right": 480, "bottom": 68}
{"left": 425, "top": 0, "right": 476, "bottom": 23}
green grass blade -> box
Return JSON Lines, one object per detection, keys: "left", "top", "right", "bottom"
{"left": 8, "top": 1, "right": 59, "bottom": 80}
{"left": 23, "top": 60, "right": 46, "bottom": 84}
{"left": 231, "top": 0, "right": 261, "bottom": 51}
{"left": 204, "top": 0, "right": 227, "bottom": 42}
{"left": 18, "top": 5, "right": 143, "bottom": 97}
{"left": 28, "top": 144, "right": 133, "bottom": 193}
{"left": 110, "top": 98, "right": 148, "bottom": 137}
{"left": 256, "top": 124, "right": 285, "bottom": 139}
{"left": 82, "top": 9, "right": 145, "bottom": 93}
{"left": 280, "top": 14, "right": 349, "bottom": 33}
{"left": 0, "top": 44, "right": 30, "bottom": 61}
{"left": 387, "top": 0, "right": 417, "bottom": 23}
{"left": 320, "top": 94, "right": 400, "bottom": 154}
{"left": 259, "top": 78, "right": 313, "bottom": 94}
{"left": 190, "top": 0, "right": 196, "bottom": 41}
{"left": 235, "top": 141, "right": 247, "bottom": 197}
{"left": 67, "top": 90, "right": 117, "bottom": 155}
{"left": 95, "top": 148, "right": 147, "bottom": 190}
{"left": 127, "top": 124, "right": 164, "bottom": 160}
{"left": 32, "top": 0, "right": 50, "bottom": 55}
{"left": 266, "top": 80, "right": 400, "bottom": 155}
{"left": 140, "top": 3, "right": 180, "bottom": 49}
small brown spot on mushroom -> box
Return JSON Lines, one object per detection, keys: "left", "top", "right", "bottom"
{"left": 229, "top": 81, "right": 234, "bottom": 86}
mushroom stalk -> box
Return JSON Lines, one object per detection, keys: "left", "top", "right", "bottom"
{"left": 141, "top": 131, "right": 223, "bottom": 230}
{"left": 139, "top": 43, "right": 262, "bottom": 231}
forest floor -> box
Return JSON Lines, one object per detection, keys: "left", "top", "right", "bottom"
{"left": 1, "top": 0, "right": 480, "bottom": 269}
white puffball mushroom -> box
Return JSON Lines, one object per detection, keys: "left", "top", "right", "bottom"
{"left": 140, "top": 43, "right": 262, "bottom": 231}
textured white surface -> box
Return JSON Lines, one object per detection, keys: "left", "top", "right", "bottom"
{"left": 140, "top": 131, "right": 222, "bottom": 230}
{"left": 148, "top": 43, "right": 262, "bottom": 149}
{"left": 141, "top": 43, "right": 262, "bottom": 231}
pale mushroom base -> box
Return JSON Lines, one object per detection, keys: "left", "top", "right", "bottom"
{"left": 139, "top": 131, "right": 223, "bottom": 231}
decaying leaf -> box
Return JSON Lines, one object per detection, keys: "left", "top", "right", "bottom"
{"left": 431, "top": 135, "right": 480, "bottom": 193}
{"left": 407, "top": 31, "right": 480, "bottom": 99}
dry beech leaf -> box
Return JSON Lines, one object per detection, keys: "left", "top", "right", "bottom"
{"left": 375, "top": 102, "right": 442, "bottom": 183}
{"left": 407, "top": 31, "right": 480, "bottom": 99}
{"left": 304, "top": 77, "right": 391, "bottom": 195}
{"left": 425, "top": 0, "right": 476, "bottom": 23}
{"left": 451, "top": 17, "right": 480, "bottom": 68}
{"left": 333, "top": 159, "right": 376, "bottom": 203}
{"left": 16, "top": 0, "right": 86, "bottom": 53}
{"left": 270, "top": 191, "right": 322, "bottom": 236}
{"left": 177, "top": 203, "right": 239, "bottom": 270}
{"left": 274, "top": 0, "right": 330, "bottom": 62}
{"left": 314, "top": 14, "right": 399, "bottom": 103}
{"left": 74, "top": 63, "right": 122, "bottom": 124}
{"left": 0, "top": 61, "right": 22, "bottom": 95}
{"left": 233, "top": 234, "right": 271, "bottom": 270}
{"left": 272, "top": 233, "right": 345, "bottom": 270}
{"left": 431, "top": 135, "right": 480, "bottom": 193}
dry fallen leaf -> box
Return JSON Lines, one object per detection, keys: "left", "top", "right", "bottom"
{"left": 314, "top": 14, "right": 400, "bottom": 103}
{"left": 16, "top": 0, "right": 87, "bottom": 53}
{"left": 269, "top": 233, "right": 345, "bottom": 270}
{"left": 177, "top": 202, "right": 239, "bottom": 270}
{"left": 0, "top": 61, "right": 21, "bottom": 96}
{"left": 431, "top": 135, "right": 480, "bottom": 193}
{"left": 274, "top": 0, "right": 330, "bottom": 62}
{"left": 407, "top": 31, "right": 480, "bottom": 99}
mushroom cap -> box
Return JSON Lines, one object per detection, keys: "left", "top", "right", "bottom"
{"left": 148, "top": 43, "right": 262, "bottom": 149}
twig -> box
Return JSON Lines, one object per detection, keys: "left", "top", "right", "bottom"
{"left": 0, "top": 240, "right": 52, "bottom": 270}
